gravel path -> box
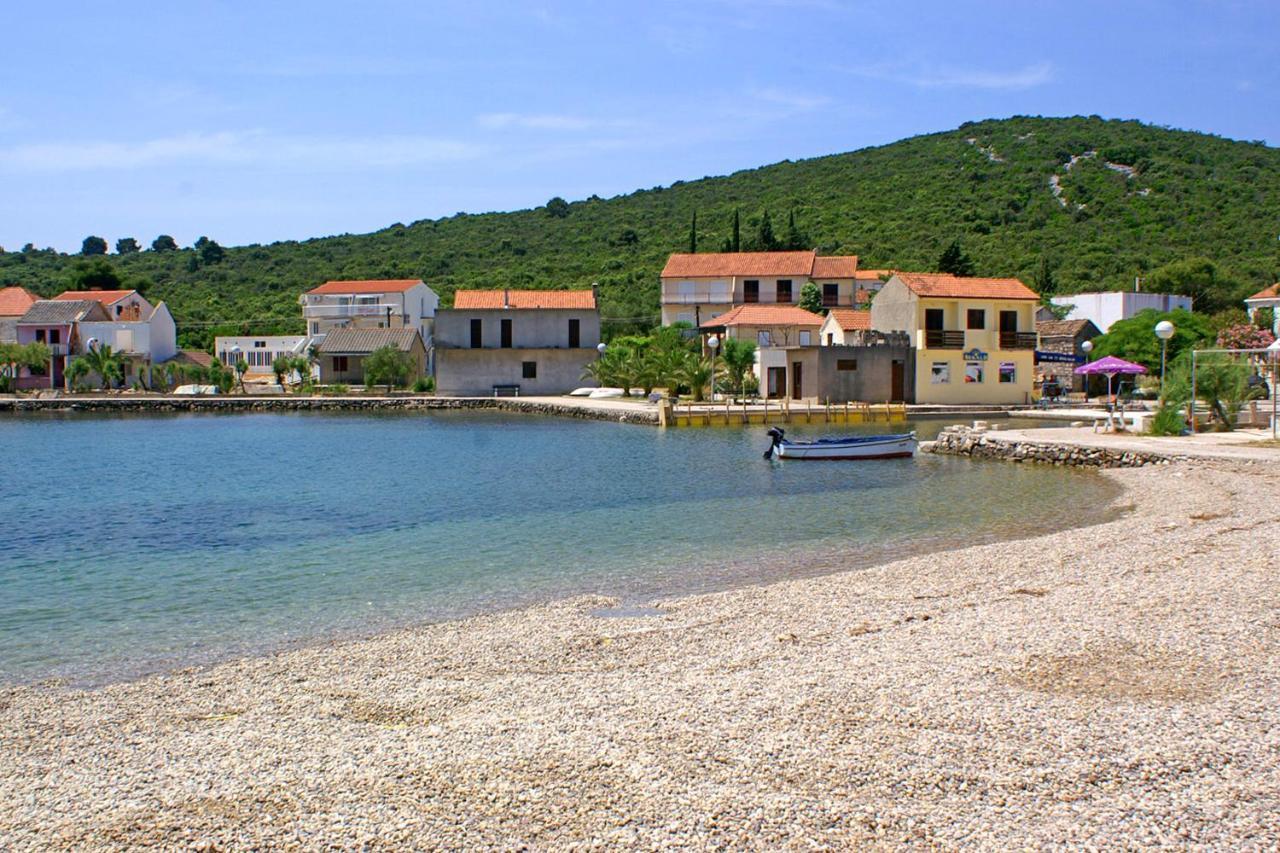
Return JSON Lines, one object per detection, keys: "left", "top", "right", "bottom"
{"left": 2, "top": 461, "right": 1278, "bottom": 849}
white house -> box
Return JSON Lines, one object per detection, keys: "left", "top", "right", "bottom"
{"left": 215, "top": 335, "right": 308, "bottom": 376}
{"left": 1050, "top": 290, "right": 1192, "bottom": 333}
{"left": 300, "top": 279, "right": 439, "bottom": 347}
{"left": 1245, "top": 283, "right": 1280, "bottom": 336}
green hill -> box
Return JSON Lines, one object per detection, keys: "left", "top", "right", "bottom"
{"left": 3, "top": 115, "right": 1277, "bottom": 348}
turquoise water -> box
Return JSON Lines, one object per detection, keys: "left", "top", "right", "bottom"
{"left": 0, "top": 412, "right": 1116, "bottom": 685}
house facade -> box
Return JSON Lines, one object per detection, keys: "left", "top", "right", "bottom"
{"left": 870, "top": 273, "right": 1039, "bottom": 405}
{"left": 75, "top": 303, "right": 178, "bottom": 388}
{"left": 1035, "top": 318, "right": 1100, "bottom": 392}
{"left": 699, "top": 304, "right": 823, "bottom": 400}
{"left": 1049, "top": 290, "right": 1192, "bottom": 333}
{"left": 15, "top": 300, "right": 110, "bottom": 389}
{"left": 659, "top": 251, "right": 859, "bottom": 327}
{"left": 315, "top": 328, "right": 427, "bottom": 386}
{"left": 1245, "top": 284, "right": 1280, "bottom": 335}
{"left": 819, "top": 309, "right": 872, "bottom": 346}
{"left": 301, "top": 279, "right": 439, "bottom": 347}
{"left": 434, "top": 288, "right": 600, "bottom": 396}
{"left": 215, "top": 336, "right": 308, "bottom": 376}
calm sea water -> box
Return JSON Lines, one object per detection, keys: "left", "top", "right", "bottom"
{"left": 0, "top": 412, "right": 1117, "bottom": 685}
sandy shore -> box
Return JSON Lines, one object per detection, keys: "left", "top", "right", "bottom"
{"left": 2, "top": 459, "right": 1278, "bottom": 849}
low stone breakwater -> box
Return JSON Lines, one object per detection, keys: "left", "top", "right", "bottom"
{"left": 922, "top": 425, "right": 1178, "bottom": 468}
{"left": 0, "top": 395, "right": 660, "bottom": 425}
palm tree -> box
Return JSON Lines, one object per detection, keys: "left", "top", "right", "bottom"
{"left": 64, "top": 357, "right": 91, "bottom": 391}
{"left": 581, "top": 346, "right": 626, "bottom": 389}
{"left": 78, "top": 343, "right": 125, "bottom": 390}
{"left": 674, "top": 353, "right": 714, "bottom": 402}
{"left": 717, "top": 338, "right": 757, "bottom": 397}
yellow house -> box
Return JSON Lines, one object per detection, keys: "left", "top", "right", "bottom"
{"left": 869, "top": 273, "right": 1039, "bottom": 404}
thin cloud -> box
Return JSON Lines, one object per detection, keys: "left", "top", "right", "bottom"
{"left": 476, "top": 113, "right": 639, "bottom": 131}
{"left": 751, "top": 87, "right": 831, "bottom": 112}
{"left": 1, "top": 131, "right": 486, "bottom": 172}
{"left": 840, "top": 60, "right": 1053, "bottom": 91}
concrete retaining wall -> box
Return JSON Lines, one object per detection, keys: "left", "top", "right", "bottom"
{"left": 921, "top": 425, "right": 1178, "bottom": 468}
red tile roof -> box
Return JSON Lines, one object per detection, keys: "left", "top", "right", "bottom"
{"left": 827, "top": 308, "right": 871, "bottom": 331}
{"left": 855, "top": 269, "right": 894, "bottom": 280}
{"left": 52, "top": 289, "right": 138, "bottom": 306}
{"left": 1247, "top": 283, "right": 1280, "bottom": 300}
{"left": 452, "top": 289, "right": 596, "bottom": 310}
{"left": 662, "top": 251, "right": 818, "bottom": 279}
{"left": 0, "top": 286, "right": 38, "bottom": 316}
{"left": 811, "top": 255, "right": 859, "bottom": 278}
{"left": 854, "top": 288, "right": 876, "bottom": 305}
{"left": 702, "top": 304, "right": 825, "bottom": 328}
{"left": 894, "top": 273, "right": 1039, "bottom": 301}
{"left": 307, "top": 279, "right": 426, "bottom": 295}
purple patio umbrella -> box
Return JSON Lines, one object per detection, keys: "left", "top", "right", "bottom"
{"left": 1074, "top": 355, "right": 1147, "bottom": 401}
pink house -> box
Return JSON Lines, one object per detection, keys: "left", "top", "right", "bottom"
{"left": 15, "top": 300, "right": 109, "bottom": 389}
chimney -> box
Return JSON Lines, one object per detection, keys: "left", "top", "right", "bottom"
{"left": 1134, "top": 276, "right": 1142, "bottom": 293}
{"left": 503, "top": 288, "right": 510, "bottom": 309}
{"left": 591, "top": 281, "right": 599, "bottom": 307}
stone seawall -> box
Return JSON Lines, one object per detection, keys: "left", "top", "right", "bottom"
{"left": 921, "top": 425, "right": 1178, "bottom": 468}
{"left": 0, "top": 396, "right": 659, "bottom": 425}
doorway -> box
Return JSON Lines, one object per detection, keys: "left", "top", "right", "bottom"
{"left": 891, "top": 359, "right": 905, "bottom": 402}
{"left": 767, "top": 367, "right": 786, "bottom": 398}
{"left": 791, "top": 361, "right": 803, "bottom": 400}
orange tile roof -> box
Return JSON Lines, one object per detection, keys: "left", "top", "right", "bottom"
{"left": 662, "top": 251, "right": 817, "bottom": 279}
{"left": 52, "top": 289, "right": 137, "bottom": 305}
{"left": 452, "top": 289, "right": 596, "bottom": 310}
{"left": 894, "top": 273, "right": 1039, "bottom": 301}
{"left": 307, "top": 279, "right": 426, "bottom": 295}
{"left": 702, "top": 304, "right": 825, "bottom": 328}
{"left": 1247, "top": 283, "right": 1280, "bottom": 300}
{"left": 0, "top": 286, "right": 38, "bottom": 316}
{"left": 827, "top": 308, "right": 871, "bottom": 331}
{"left": 811, "top": 255, "right": 860, "bottom": 278}
{"left": 855, "top": 269, "right": 894, "bottom": 280}
{"left": 854, "top": 288, "right": 876, "bottom": 305}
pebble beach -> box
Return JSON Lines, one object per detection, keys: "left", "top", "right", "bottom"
{"left": 2, "top": 459, "right": 1278, "bottom": 849}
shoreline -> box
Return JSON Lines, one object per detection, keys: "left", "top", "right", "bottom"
{"left": 3, "top": 458, "right": 1277, "bottom": 846}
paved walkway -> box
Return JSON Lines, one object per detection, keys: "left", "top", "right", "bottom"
{"left": 992, "top": 426, "right": 1280, "bottom": 463}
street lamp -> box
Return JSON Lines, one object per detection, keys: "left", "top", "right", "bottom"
{"left": 1080, "top": 339, "right": 1093, "bottom": 400}
{"left": 707, "top": 335, "right": 720, "bottom": 402}
{"left": 596, "top": 342, "right": 607, "bottom": 357}
{"left": 1155, "top": 320, "right": 1175, "bottom": 401}
{"left": 230, "top": 345, "right": 246, "bottom": 393}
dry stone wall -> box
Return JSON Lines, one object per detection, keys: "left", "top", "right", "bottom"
{"left": 922, "top": 425, "right": 1178, "bottom": 468}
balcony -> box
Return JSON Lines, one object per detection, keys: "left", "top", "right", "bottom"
{"left": 303, "top": 303, "right": 399, "bottom": 319}
{"left": 924, "top": 330, "right": 965, "bottom": 349}
{"left": 662, "top": 291, "right": 733, "bottom": 305}
{"left": 1000, "top": 331, "right": 1038, "bottom": 350}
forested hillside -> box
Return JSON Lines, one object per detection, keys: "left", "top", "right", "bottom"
{"left": 3, "top": 115, "right": 1277, "bottom": 347}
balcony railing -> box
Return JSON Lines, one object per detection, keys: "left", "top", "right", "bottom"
{"left": 924, "top": 330, "right": 965, "bottom": 349}
{"left": 1000, "top": 331, "right": 1038, "bottom": 350}
{"left": 303, "top": 303, "right": 398, "bottom": 318}
{"left": 662, "top": 292, "right": 734, "bottom": 305}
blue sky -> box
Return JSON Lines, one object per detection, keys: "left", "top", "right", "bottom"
{"left": 2, "top": 1, "right": 1276, "bottom": 252}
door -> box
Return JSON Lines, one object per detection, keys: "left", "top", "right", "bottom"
{"left": 925, "top": 308, "right": 944, "bottom": 330}
{"left": 999, "top": 309, "right": 1018, "bottom": 348}
{"left": 500, "top": 318, "right": 513, "bottom": 348}
{"left": 791, "top": 361, "right": 803, "bottom": 400}
{"left": 891, "top": 359, "right": 905, "bottom": 402}
{"left": 767, "top": 367, "right": 785, "bottom": 398}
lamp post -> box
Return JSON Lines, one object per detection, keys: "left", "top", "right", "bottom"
{"left": 707, "top": 334, "right": 720, "bottom": 403}
{"left": 1155, "top": 320, "right": 1175, "bottom": 402}
{"left": 230, "top": 344, "right": 246, "bottom": 394}
{"left": 1080, "top": 339, "right": 1093, "bottom": 401}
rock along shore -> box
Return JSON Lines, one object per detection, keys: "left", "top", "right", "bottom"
{"left": 922, "top": 424, "right": 1179, "bottom": 467}
{"left": 0, "top": 395, "right": 660, "bottom": 425}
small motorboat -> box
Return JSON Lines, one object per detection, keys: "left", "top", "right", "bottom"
{"left": 763, "top": 427, "right": 916, "bottom": 460}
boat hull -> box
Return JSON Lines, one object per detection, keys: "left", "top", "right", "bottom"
{"left": 772, "top": 433, "right": 916, "bottom": 460}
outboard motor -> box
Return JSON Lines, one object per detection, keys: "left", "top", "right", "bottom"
{"left": 763, "top": 427, "right": 786, "bottom": 460}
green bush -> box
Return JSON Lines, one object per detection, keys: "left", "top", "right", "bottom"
{"left": 1148, "top": 404, "right": 1186, "bottom": 436}
{"left": 412, "top": 376, "right": 433, "bottom": 393}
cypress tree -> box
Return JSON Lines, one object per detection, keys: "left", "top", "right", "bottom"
{"left": 731, "top": 208, "right": 740, "bottom": 252}
{"left": 758, "top": 210, "right": 776, "bottom": 251}
{"left": 784, "top": 209, "right": 804, "bottom": 250}
{"left": 937, "top": 239, "right": 975, "bottom": 276}
{"left": 689, "top": 211, "right": 697, "bottom": 253}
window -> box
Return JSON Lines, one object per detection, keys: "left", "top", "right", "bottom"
{"left": 837, "top": 359, "right": 857, "bottom": 371}
{"left": 799, "top": 330, "right": 811, "bottom": 346}
{"left": 965, "top": 362, "right": 984, "bottom": 383}
{"left": 568, "top": 318, "right": 580, "bottom": 348}
{"left": 501, "top": 318, "right": 513, "bottom": 348}
{"left": 49, "top": 329, "right": 60, "bottom": 345}
{"left": 757, "top": 330, "right": 772, "bottom": 347}
{"left": 826, "top": 333, "right": 834, "bottom": 345}
{"left": 999, "top": 362, "right": 1017, "bottom": 383}
{"left": 776, "top": 280, "right": 792, "bottom": 303}
{"left": 254, "top": 340, "right": 266, "bottom": 348}
{"left": 822, "top": 283, "right": 839, "bottom": 307}
{"left": 744, "top": 280, "right": 759, "bottom": 303}
{"left": 470, "top": 318, "right": 483, "bottom": 348}
{"left": 310, "top": 322, "right": 319, "bottom": 334}
{"left": 35, "top": 329, "right": 45, "bottom": 343}
{"left": 333, "top": 356, "right": 348, "bottom": 373}
{"left": 967, "top": 309, "right": 986, "bottom": 330}
{"left": 522, "top": 361, "right": 537, "bottom": 379}
{"left": 931, "top": 362, "right": 950, "bottom": 384}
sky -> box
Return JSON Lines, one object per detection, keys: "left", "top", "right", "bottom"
{"left": 2, "top": 0, "right": 1277, "bottom": 253}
